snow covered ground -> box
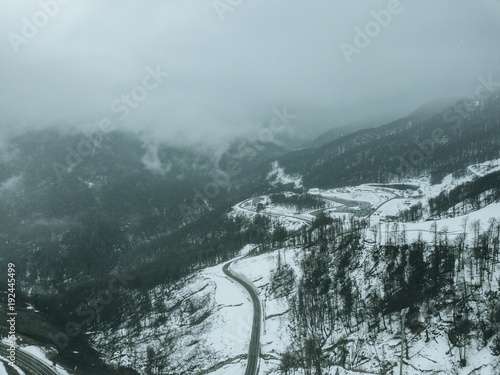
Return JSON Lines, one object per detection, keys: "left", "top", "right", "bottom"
{"left": 0, "top": 339, "right": 68, "bottom": 375}
{"left": 22, "top": 346, "right": 69, "bottom": 375}
{"left": 232, "top": 198, "right": 311, "bottom": 231}
{"left": 384, "top": 202, "right": 500, "bottom": 244}
{"left": 88, "top": 157, "right": 500, "bottom": 374}
{"left": 92, "top": 203, "right": 500, "bottom": 374}
{"left": 317, "top": 189, "right": 388, "bottom": 207}
{"left": 224, "top": 222, "right": 500, "bottom": 374}
{"left": 231, "top": 248, "right": 302, "bottom": 371}
{"left": 236, "top": 157, "right": 500, "bottom": 234}
{"left": 90, "top": 246, "right": 260, "bottom": 374}
{"left": 0, "top": 360, "right": 25, "bottom": 374}
{"left": 222, "top": 158, "right": 500, "bottom": 374}
{"left": 467, "top": 157, "right": 500, "bottom": 177}
{"left": 198, "top": 259, "right": 254, "bottom": 374}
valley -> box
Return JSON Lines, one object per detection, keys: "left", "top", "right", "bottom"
{"left": 0, "top": 93, "right": 499, "bottom": 375}
{"left": 2, "top": 2, "right": 500, "bottom": 374}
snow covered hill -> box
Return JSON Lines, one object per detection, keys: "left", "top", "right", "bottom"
{"left": 7, "top": 156, "right": 497, "bottom": 374}
{"left": 81, "top": 157, "right": 500, "bottom": 375}
{"left": 90, "top": 249, "right": 257, "bottom": 374}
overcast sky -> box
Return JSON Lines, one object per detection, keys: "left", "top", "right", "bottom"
{"left": 1, "top": 0, "right": 499, "bottom": 145}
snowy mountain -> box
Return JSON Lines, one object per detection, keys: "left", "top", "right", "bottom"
{"left": 1, "top": 93, "right": 500, "bottom": 375}
{"left": 81, "top": 158, "right": 500, "bottom": 375}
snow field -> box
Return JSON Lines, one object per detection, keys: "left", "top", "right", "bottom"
{"left": 376, "top": 202, "right": 500, "bottom": 245}
{"left": 89, "top": 157, "right": 500, "bottom": 374}
{"left": 200, "top": 261, "right": 254, "bottom": 358}
{"left": 231, "top": 248, "right": 304, "bottom": 371}
{"left": 88, "top": 250, "right": 261, "bottom": 374}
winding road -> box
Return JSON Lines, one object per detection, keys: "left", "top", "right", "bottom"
{"left": 223, "top": 261, "right": 261, "bottom": 375}
{"left": 228, "top": 191, "right": 397, "bottom": 375}
{"left": 238, "top": 199, "right": 313, "bottom": 224}
{"left": 0, "top": 342, "right": 58, "bottom": 375}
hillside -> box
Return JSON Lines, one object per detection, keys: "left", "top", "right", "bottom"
{"left": 1, "top": 93, "right": 500, "bottom": 375}
{"left": 273, "top": 93, "right": 500, "bottom": 188}
{"left": 74, "top": 158, "right": 500, "bottom": 375}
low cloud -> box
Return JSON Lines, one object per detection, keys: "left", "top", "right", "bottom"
{"left": 32, "top": 217, "right": 74, "bottom": 228}
{"left": 0, "top": 175, "right": 23, "bottom": 194}
{"left": 0, "top": 0, "right": 499, "bottom": 146}
{"left": 141, "top": 142, "right": 172, "bottom": 175}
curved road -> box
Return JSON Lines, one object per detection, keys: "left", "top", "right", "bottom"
{"left": 229, "top": 192, "right": 390, "bottom": 375}
{"left": 321, "top": 195, "right": 371, "bottom": 209}
{"left": 223, "top": 262, "right": 261, "bottom": 375}
{"left": 0, "top": 342, "right": 58, "bottom": 375}
{"left": 238, "top": 200, "right": 313, "bottom": 225}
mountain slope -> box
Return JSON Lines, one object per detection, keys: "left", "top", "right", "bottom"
{"left": 1, "top": 92, "right": 500, "bottom": 374}
{"left": 271, "top": 92, "right": 500, "bottom": 189}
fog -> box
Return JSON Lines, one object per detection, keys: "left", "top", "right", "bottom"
{"left": 1, "top": 0, "right": 499, "bottom": 146}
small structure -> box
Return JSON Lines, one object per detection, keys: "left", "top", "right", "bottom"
{"left": 250, "top": 197, "right": 261, "bottom": 208}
